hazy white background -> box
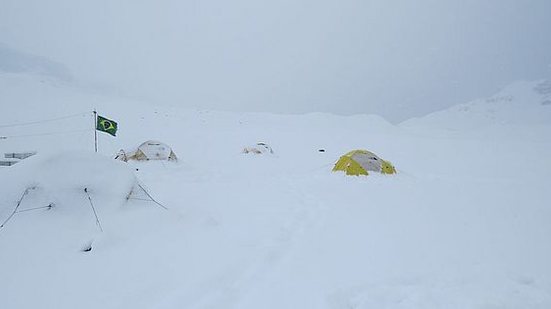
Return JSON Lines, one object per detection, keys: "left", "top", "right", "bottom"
{"left": 1, "top": 0, "right": 550, "bottom": 121}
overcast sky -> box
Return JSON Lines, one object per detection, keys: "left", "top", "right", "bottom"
{"left": 1, "top": 0, "right": 550, "bottom": 121}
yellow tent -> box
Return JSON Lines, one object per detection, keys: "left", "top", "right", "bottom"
{"left": 332, "top": 150, "right": 396, "bottom": 176}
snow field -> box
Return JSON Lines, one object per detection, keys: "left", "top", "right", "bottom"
{"left": 0, "top": 73, "right": 550, "bottom": 308}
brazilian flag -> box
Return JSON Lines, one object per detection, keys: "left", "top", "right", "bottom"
{"left": 96, "top": 115, "right": 118, "bottom": 137}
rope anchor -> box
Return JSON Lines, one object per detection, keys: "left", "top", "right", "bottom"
{"left": 84, "top": 188, "right": 103, "bottom": 232}
{"left": 16, "top": 203, "right": 54, "bottom": 214}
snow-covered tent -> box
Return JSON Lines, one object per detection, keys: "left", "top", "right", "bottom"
{"left": 116, "top": 140, "right": 177, "bottom": 162}
{"left": 332, "top": 149, "right": 396, "bottom": 176}
{"left": 242, "top": 142, "right": 274, "bottom": 154}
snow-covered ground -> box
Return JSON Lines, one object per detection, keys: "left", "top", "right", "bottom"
{"left": 1, "top": 72, "right": 550, "bottom": 308}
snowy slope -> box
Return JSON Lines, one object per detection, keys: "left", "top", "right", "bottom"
{"left": 1, "top": 73, "right": 551, "bottom": 309}
{"left": 0, "top": 43, "right": 72, "bottom": 81}
{"left": 402, "top": 80, "right": 551, "bottom": 129}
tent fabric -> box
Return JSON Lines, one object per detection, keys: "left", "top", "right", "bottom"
{"left": 332, "top": 149, "right": 396, "bottom": 176}
{"left": 116, "top": 141, "right": 177, "bottom": 162}
{"left": 381, "top": 160, "right": 397, "bottom": 174}
{"left": 243, "top": 142, "right": 274, "bottom": 154}
{"left": 332, "top": 155, "right": 368, "bottom": 176}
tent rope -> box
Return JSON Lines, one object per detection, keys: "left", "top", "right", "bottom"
{"left": 127, "top": 197, "right": 156, "bottom": 202}
{"left": 137, "top": 182, "right": 168, "bottom": 210}
{"left": 84, "top": 188, "right": 103, "bottom": 232}
{"left": 16, "top": 204, "right": 54, "bottom": 213}
{"left": 0, "top": 186, "right": 35, "bottom": 230}
{"left": 0, "top": 112, "right": 90, "bottom": 128}
{"left": 1, "top": 128, "right": 93, "bottom": 139}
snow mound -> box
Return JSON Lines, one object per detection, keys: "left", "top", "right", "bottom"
{"left": 0, "top": 152, "right": 142, "bottom": 260}
{"left": 0, "top": 152, "right": 136, "bottom": 217}
{"left": 402, "top": 80, "right": 551, "bottom": 129}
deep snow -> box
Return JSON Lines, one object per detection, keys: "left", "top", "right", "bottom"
{"left": 1, "top": 73, "right": 550, "bottom": 308}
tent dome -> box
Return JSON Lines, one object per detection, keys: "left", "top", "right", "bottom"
{"left": 116, "top": 141, "right": 177, "bottom": 162}
{"left": 332, "top": 149, "right": 396, "bottom": 176}
{"left": 243, "top": 142, "right": 274, "bottom": 154}
{"left": 136, "top": 141, "right": 175, "bottom": 160}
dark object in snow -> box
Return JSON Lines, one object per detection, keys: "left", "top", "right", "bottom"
{"left": 318, "top": 149, "right": 326, "bottom": 152}
{"left": 5, "top": 152, "right": 37, "bottom": 160}
{"left": 81, "top": 242, "right": 93, "bottom": 252}
{"left": 1, "top": 152, "right": 37, "bottom": 167}
{"left": 0, "top": 160, "right": 18, "bottom": 166}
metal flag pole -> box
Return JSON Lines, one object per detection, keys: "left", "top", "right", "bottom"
{"left": 93, "top": 109, "right": 98, "bottom": 153}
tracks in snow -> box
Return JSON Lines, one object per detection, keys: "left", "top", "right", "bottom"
{"left": 188, "top": 181, "right": 328, "bottom": 308}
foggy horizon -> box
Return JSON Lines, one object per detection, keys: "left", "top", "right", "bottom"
{"left": 1, "top": 0, "right": 550, "bottom": 122}
{"left": 1, "top": 2, "right": 551, "bottom": 308}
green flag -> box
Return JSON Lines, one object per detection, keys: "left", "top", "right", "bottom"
{"left": 96, "top": 115, "right": 118, "bottom": 137}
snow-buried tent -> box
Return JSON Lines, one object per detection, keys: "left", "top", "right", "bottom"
{"left": 116, "top": 140, "right": 177, "bottom": 162}
{"left": 333, "top": 150, "right": 396, "bottom": 176}
{"left": 242, "top": 142, "right": 274, "bottom": 154}
{"left": 0, "top": 152, "right": 167, "bottom": 245}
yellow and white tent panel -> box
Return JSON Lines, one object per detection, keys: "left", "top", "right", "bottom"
{"left": 332, "top": 149, "right": 396, "bottom": 176}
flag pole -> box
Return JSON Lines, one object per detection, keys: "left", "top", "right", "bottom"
{"left": 93, "top": 109, "right": 98, "bottom": 153}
